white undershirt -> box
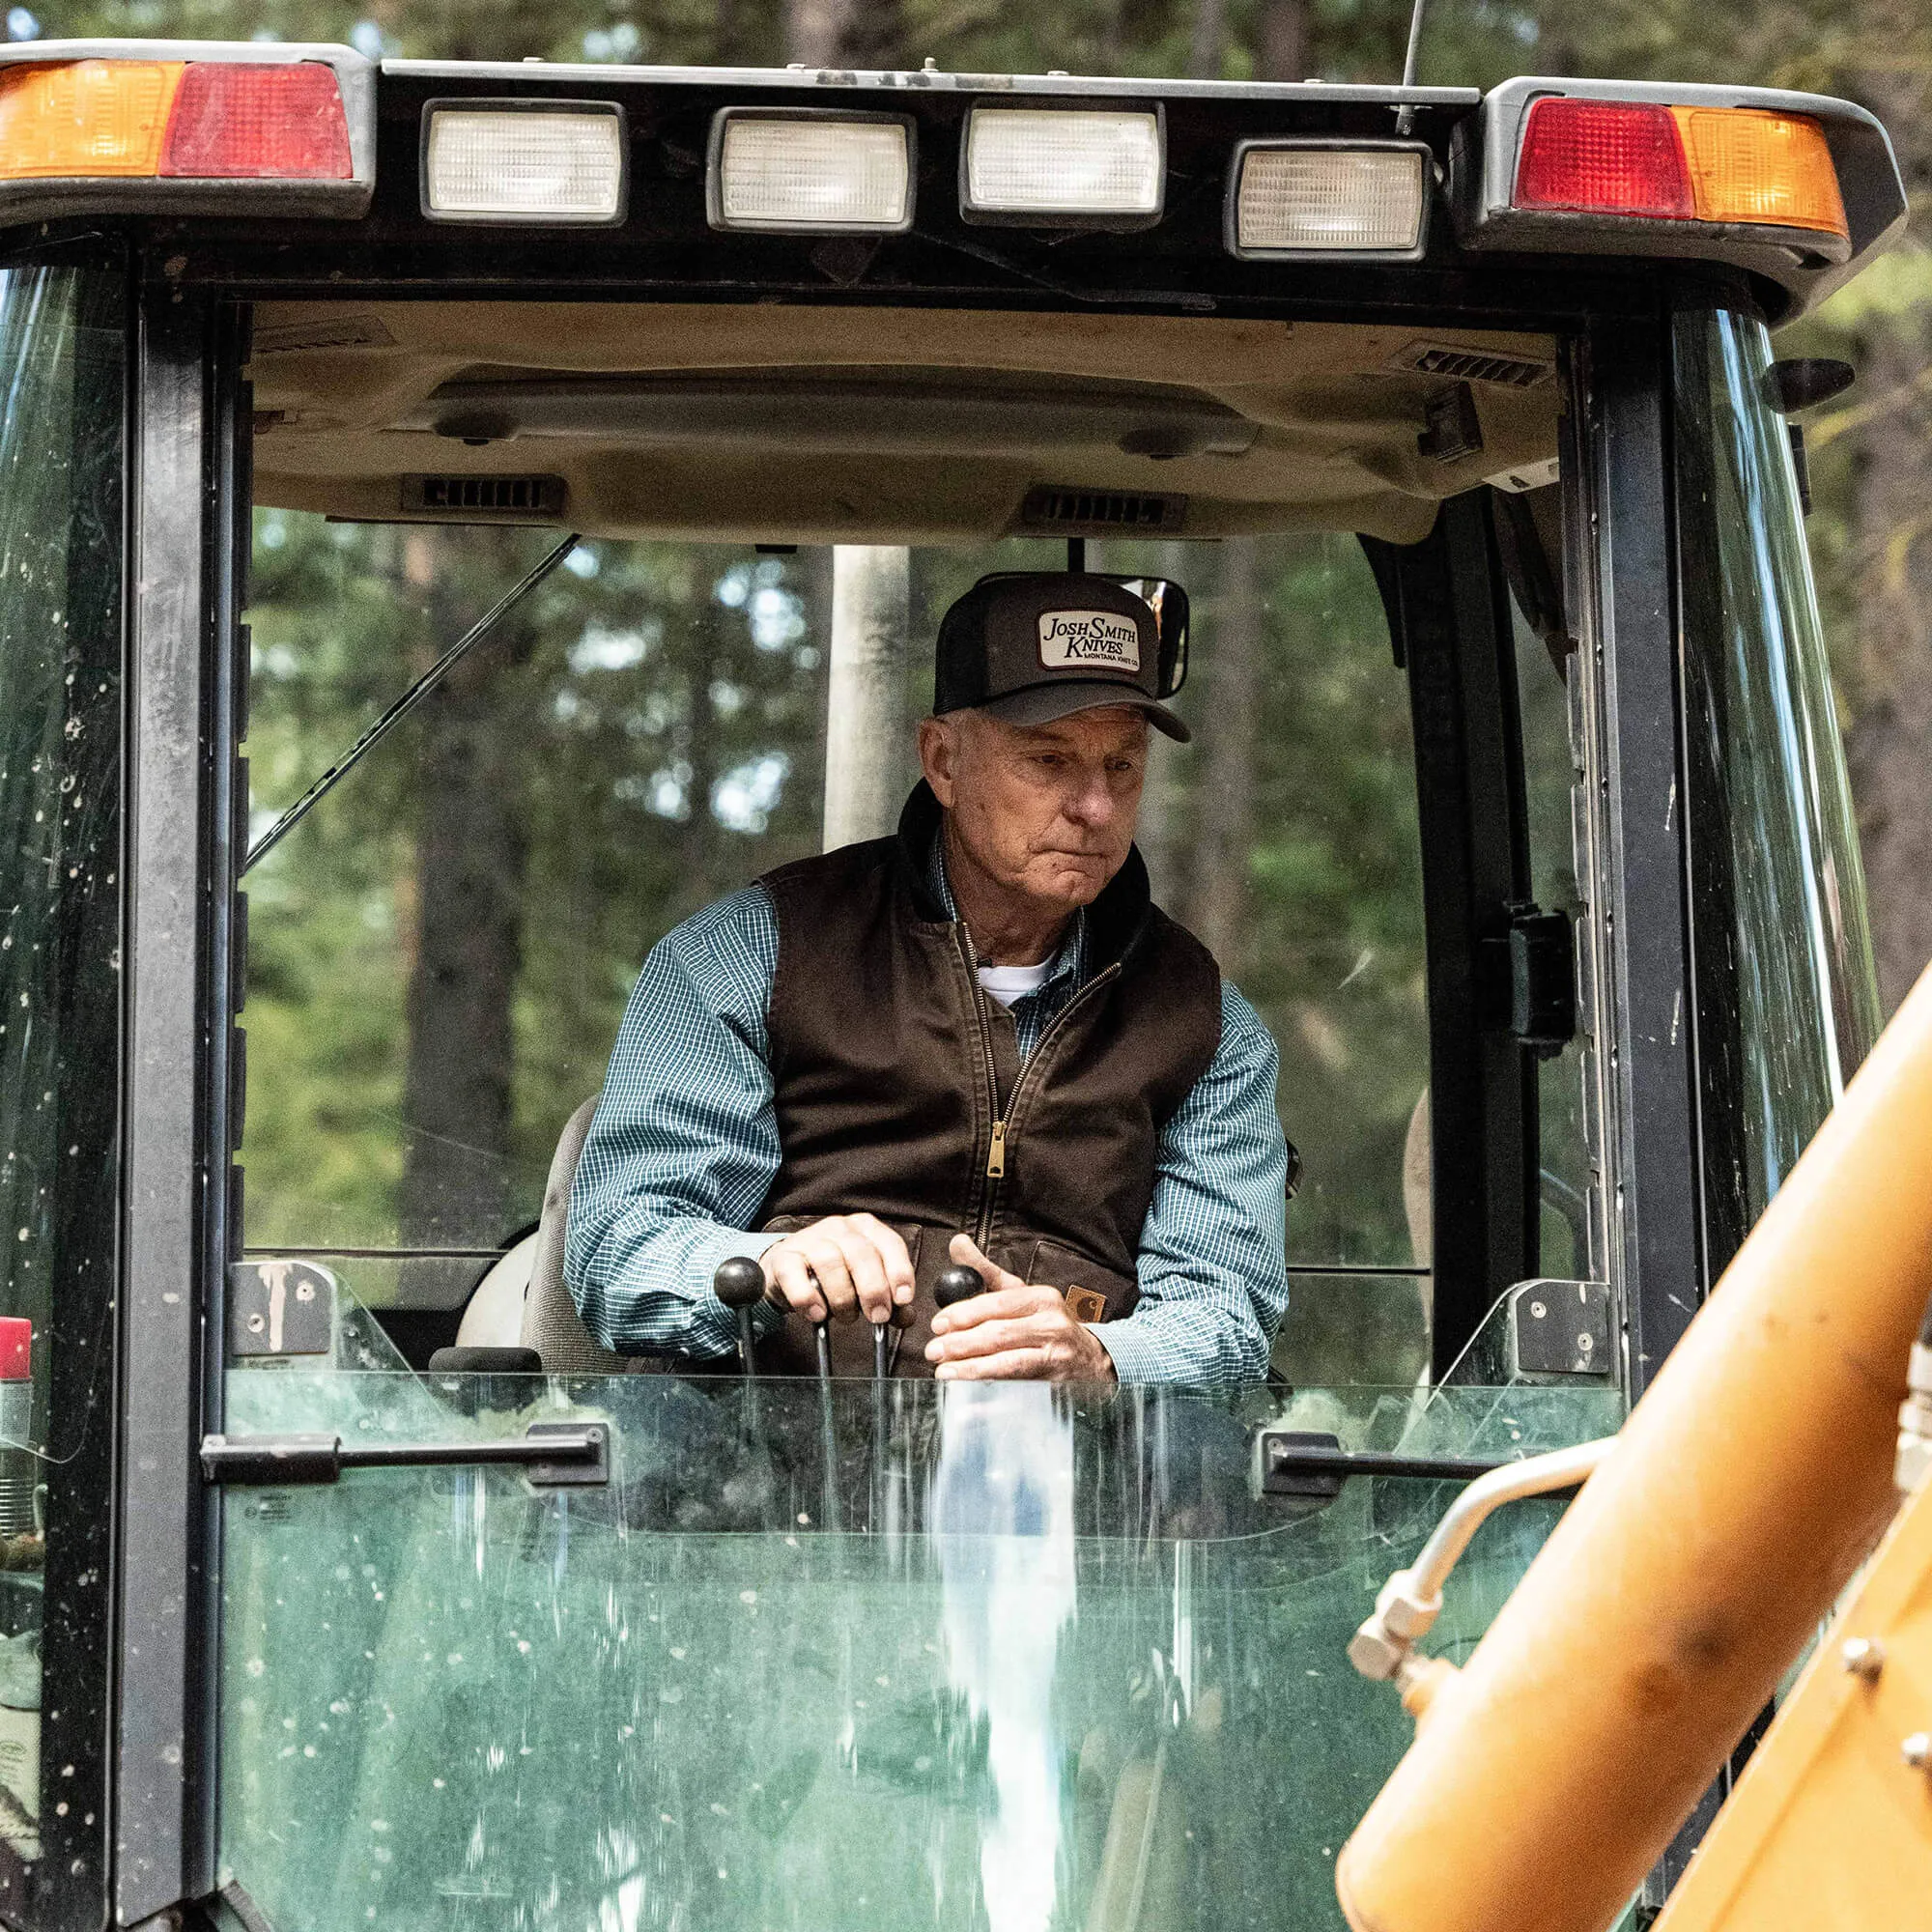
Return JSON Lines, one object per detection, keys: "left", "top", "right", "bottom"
{"left": 977, "top": 960, "right": 1053, "bottom": 1009}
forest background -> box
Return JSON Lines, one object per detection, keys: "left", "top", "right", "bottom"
{"left": 15, "top": 0, "right": 1926, "bottom": 1342}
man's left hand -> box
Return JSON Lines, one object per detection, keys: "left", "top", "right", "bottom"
{"left": 923, "top": 1235, "right": 1118, "bottom": 1383}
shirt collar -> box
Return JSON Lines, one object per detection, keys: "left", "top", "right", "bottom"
{"left": 926, "top": 828, "right": 1086, "bottom": 993}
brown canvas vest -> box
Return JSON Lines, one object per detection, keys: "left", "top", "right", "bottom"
{"left": 753, "top": 782, "right": 1223, "bottom": 1378}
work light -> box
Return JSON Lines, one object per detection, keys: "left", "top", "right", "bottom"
{"left": 1228, "top": 140, "right": 1430, "bottom": 259}
{"left": 421, "top": 101, "right": 626, "bottom": 224}
{"left": 708, "top": 109, "right": 914, "bottom": 233}
{"left": 961, "top": 106, "right": 1164, "bottom": 225}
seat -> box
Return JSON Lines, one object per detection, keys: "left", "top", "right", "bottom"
{"left": 519, "top": 1092, "right": 629, "bottom": 1374}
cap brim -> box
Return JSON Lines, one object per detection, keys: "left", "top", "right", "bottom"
{"left": 975, "top": 681, "right": 1191, "bottom": 744}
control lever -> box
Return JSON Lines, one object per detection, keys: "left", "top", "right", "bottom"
{"left": 713, "top": 1257, "right": 765, "bottom": 1379}
{"left": 935, "top": 1264, "right": 986, "bottom": 1311}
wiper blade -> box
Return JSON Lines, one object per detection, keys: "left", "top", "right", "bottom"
{"left": 242, "top": 530, "right": 581, "bottom": 875}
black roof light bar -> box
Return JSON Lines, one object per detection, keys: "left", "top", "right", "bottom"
{"left": 0, "top": 43, "right": 1905, "bottom": 321}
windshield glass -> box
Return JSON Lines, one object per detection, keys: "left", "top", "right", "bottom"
{"left": 1672, "top": 307, "right": 1882, "bottom": 1254}
{"left": 216, "top": 1364, "right": 1618, "bottom": 1932}
{"left": 0, "top": 252, "right": 126, "bottom": 1916}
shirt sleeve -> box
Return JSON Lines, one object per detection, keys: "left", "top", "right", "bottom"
{"left": 1094, "top": 982, "right": 1291, "bottom": 1390}
{"left": 563, "top": 886, "right": 785, "bottom": 1358}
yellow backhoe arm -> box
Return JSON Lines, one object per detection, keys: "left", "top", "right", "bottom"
{"left": 1336, "top": 960, "right": 1932, "bottom": 1932}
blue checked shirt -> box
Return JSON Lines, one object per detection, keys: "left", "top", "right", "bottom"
{"left": 567, "top": 842, "right": 1291, "bottom": 1387}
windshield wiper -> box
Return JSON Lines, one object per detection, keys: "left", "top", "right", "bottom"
{"left": 242, "top": 529, "right": 581, "bottom": 874}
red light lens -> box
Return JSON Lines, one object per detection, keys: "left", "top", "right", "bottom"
{"left": 158, "top": 62, "right": 351, "bottom": 180}
{"left": 1514, "top": 98, "right": 1692, "bottom": 219}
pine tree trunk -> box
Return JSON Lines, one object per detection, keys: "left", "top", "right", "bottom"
{"left": 1255, "top": 0, "right": 1309, "bottom": 80}
{"left": 397, "top": 549, "right": 534, "bottom": 1248}
{"left": 1844, "top": 46, "right": 1932, "bottom": 1017}
{"left": 1181, "top": 539, "right": 1262, "bottom": 973}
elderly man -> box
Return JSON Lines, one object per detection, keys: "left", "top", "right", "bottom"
{"left": 565, "top": 573, "right": 1291, "bottom": 1386}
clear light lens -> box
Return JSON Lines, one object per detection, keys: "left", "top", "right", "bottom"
{"left": 424, "top": 107, "right": 623, "bottom": 221}
{"left": 964, "top": 108, "right": 1162, "bottom": 217}
{"left": 716, "top": 116, "right": 910, "bottom": 231}
{"left": 1236, "top": 147, "right": 1426, "bottom": 252}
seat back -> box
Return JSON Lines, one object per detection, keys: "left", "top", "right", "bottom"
{"left": 520, "top": 1093, "right": 627, "bottom": 1375}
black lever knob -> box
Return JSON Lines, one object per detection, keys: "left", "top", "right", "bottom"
{"left": 935, "top": 1264, "right": 985, "bottom": 1310}
{"left": 713, "top": 1256, "right": 765, "bottom": 1378}
{"left": 712, "top": 1257, "right": 765, "bottom": 1310}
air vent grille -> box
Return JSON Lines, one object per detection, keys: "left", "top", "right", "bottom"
{"left": 400, "top": 474, "right": 567, "bottom": 523}
{"left": 1017, "top": 486, "right": 1186, "bottom": 537}
{"left": 1387, "top": 341, "right": 1553, "bottom": 389}
{"left": 254, "top": 314, "right": 396, "bottom": 355}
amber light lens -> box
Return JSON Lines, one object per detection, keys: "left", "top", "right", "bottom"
{"left": 0, "top": 59, "right": 185, "bottom": 179}
{"left": 1671, "top": 106, "right": 1847, "bottom": 237}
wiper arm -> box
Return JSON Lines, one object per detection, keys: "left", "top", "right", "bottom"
{"left": 242, "top": 530, "right": 581, "bottom": 875}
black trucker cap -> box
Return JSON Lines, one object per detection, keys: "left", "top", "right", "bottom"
{"left": 933, "top": 572, "right": 1190, "bottom": 743}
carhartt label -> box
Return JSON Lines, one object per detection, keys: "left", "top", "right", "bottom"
{"left": 1037, "top": 610, "right": 1141, "bottom": 671}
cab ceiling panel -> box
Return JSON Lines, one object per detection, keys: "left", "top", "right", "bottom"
{"left": 247, "top": 300, "right": 1561, "bottom": 543}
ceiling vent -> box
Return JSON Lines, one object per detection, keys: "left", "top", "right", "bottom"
{"left": 254, "top": 314, "right": 396, "bottom": 355}
{"left": 1017, "top": 486, "right": 1187, "bottom": 538}
{"left": 399, "top": 474, "right": 567, "bottom": 523}
{"left": 1386, "top": 341, "right": 1554, "bottom": 389}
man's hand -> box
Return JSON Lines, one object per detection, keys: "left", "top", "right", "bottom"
{"left": 924, "top": 1235, "right": 1118, "bottom": 1383}
{"left": 759, "top": 1213, "right": 914, "bottom": 1326}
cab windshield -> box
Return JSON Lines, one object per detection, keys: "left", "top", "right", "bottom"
{"left": 214, "top": 299, "right": 1611, "bottom": 1931}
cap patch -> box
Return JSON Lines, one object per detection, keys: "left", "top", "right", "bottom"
{"left": 1037, "top": 610, "right": 1142, "bottom": 672}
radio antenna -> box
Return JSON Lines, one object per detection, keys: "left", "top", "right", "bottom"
{"left": 1394, "top": 0, "right": 1428, "bottom": 135}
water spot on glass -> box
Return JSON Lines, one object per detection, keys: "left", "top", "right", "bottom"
{"left": 659, "top": 1687, "right": 682, "bottom": 1704}
{"left": 516, "top": 1638, "right": 530, "bottom": 1655}
{"left": 739, "top": 1589, "right": 756, "bottom": 1605}
{"left": 659, "top": 1812, "right": 674, "bottom": 1826}
{"left": 329, "top": 1698, "right": 351, "bottom": 1715}
{"left": 445, "top": 1652, "right": 462, "bottom": 1666}
{"left": 874, "top": 1675, "right": 889, "bottom": 1688}
{"left": 668, "top": 1646, "right": 685, "bottom": 1661}
{"left": 302, "top": 1744, "right": 316, "bottom": 1758}
{"left": 53, "top": 1802, "right": 66, "bottom": 1817}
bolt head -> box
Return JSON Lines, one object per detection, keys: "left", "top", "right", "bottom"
{"left": 1841, "top": 1636, "right": 1886, "bottom": 1682}
{"left": 1903, "top": 1731, "right": 1932, "bottom": 1771}
{"left": 245, "top": 1312, "right": 265, "bottom": 1334}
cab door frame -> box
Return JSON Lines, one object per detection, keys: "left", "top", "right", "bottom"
{"left": 1566, "top": 308, "right": 1705, "bottom": 1399}
{"left": 116, "top": 273, "right": 245, "bottom": 1927}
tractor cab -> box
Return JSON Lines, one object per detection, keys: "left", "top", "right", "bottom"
{"left": 0, "top": 42, "right": 1901, "bottom": 1932}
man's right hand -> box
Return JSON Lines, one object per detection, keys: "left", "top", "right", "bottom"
{"left": 759, "top": 1213, "right": 915, "bottom": 1326}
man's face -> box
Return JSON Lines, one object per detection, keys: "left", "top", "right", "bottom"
{"left": 919, "top": 705, "right": 1149, "bottom": 913}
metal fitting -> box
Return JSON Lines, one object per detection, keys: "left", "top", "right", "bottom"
{"left": 1895, "top": 1406, "right": 1932, "bottom": 1494}
{"left": 1347, "top": 1618, "right": 1407, "bottom": 1683}
{"left": 1840, "top": 1635, "right": 1885, "bottom": 1682}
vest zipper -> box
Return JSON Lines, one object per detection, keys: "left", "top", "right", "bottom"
{"left": 976, "top": 962, "right": 1122, "bottom": 1231}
